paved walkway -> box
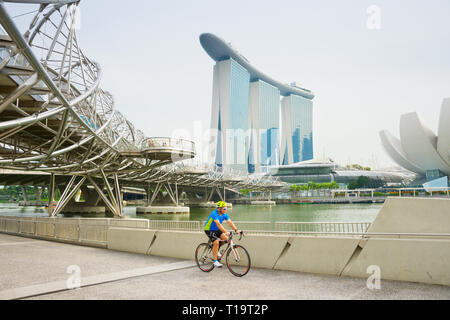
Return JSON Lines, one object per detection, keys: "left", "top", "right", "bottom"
{"left": 0, "top": 233, "right": 449, "bottom": 300}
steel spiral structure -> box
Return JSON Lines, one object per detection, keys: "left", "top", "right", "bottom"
{"left": 0, "top": 1, "right": 285, "bottom": 217}
{"left": 0, "top": 0, "right": 148, "bottom": 175}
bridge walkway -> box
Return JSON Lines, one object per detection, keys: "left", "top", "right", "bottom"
{"left": 0, "top": 233, "right": 448, "bottom": 300}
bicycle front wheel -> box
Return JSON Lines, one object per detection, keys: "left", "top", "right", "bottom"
{"left": 195, "top": 243, "right": 215, "bottom": 272}
{"left": 226, "top": 245, "right": 251, "bottom": 277}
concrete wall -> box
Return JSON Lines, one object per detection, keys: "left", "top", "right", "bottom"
{"left": 78, "top": 219, "right": 108, "bottom": 246}
{"left": 104, "top": 198, "right": 450, "bottom": 286}
{"left": 274, "top": 237, "right": 361, "bottom": 275}
{"left": 19, "top": 219, "right": 36, "bottom": 235}
{"left": 237, "top": 235, "right": 290, "bottom": 269}
{"left": 368, "top": 197, "right": 450, "bottom": 234}
{"left": 339, "top": 197, "right": 450, "bottom": 286}
{"left": 5, "top": 219, "right": 20, "bottom": 233}
{"left": 1, "top": 197, "right": 449, "bottom": 286}
{"left": 342, "top": 238, "right": 450, "bottom": 286}
{"left": 105, "top": 228, "right": 291, "bottom": 267}
{"left": 0, "top": 216, "right": 148, "bottom": 248}
{"left": 35, "top": 218, "right": 55, "bottom": 238}
{"left": 148, "top": 231, "right": 205, "bottom": 260}
{"left": 105, "top": 229, "right": 360, "bottom": 276}
{"left": 108, "top": 227, "right": 155, "bottom": 255}
{"left": 55, "top": 219, "right": 80, "bottom": 241}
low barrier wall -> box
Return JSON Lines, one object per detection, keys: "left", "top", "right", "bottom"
{"left": 341, "top": 238, "right": 450, "bottom": 286}
{"left": 237, "top": 234, "right": 291, "bottom": 269}
{"left": 108, "top": 227, "right": 156, "bottom": 255}
{"left": 0, "top": 216, "right": 149, "bottom": 248}
{"left": 340, "top": 197, "right": 450, "bottom": 286}
{"left": 274, "top": 237, "right": 361, "bottom": 275}
{"left": 1, "top": 198, "right": 449, "bottom": 286}
{"left": 104, "top": 227, "right": 449, "bottom": 286}
{"left": 367, "top": 197, "right": 450, "bottom": 234}
{"left": 107, "top": 197, "right": 450, "bottom": 286}
{"left": 148, "top": 231, "right": 205, "bottom": 260}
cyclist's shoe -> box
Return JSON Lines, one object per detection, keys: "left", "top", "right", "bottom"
{"left": 217, "top": 252, "right": 222, "bottom": 259}
{"left": 213, "top": 260, "right": 223, "bottom": 268}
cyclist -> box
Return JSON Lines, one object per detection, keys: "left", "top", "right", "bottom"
{"left": 204, "top": 201, "right": 241, "bottom": 268}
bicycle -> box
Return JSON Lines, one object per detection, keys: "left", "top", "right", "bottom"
{"left": 195, "top": 231, "right": 251, "bottom": 277}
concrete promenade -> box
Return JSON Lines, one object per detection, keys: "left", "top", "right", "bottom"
{"left": 0, "top": 233, "right": 448, "bottom": 300}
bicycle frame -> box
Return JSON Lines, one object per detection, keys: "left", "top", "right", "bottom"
{"left": 229, "top": 238, "right": 241, "bottom": 262}
{"left": 196, "top": 231, "right": 250, "bottom": 277}
{"left": 208, "top": 232, "right": 241, "bottom": 262}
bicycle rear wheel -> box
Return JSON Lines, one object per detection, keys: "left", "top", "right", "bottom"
{"left": 226, "top": 245, "right": 251, "bottom": 277}
{"left": 195, "top": 243, "right": 215, "bottom": 272}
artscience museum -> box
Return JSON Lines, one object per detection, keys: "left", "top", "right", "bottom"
{"left": 380, "top": 98, "right": 450, "bottom": 188}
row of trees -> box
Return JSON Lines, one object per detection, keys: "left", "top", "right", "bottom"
{"left": 289, "top": 181, "right": 340, "bottom": 191}
{"left": 290, "top": 177, "right": 386, "bottom": 192}
{"left": 347, "top": 176, "right": 385, "bottom": 190}
{"left": 0, "top": 186, "right": 51, "bottom": 201}
{"left": 0, "top": 186, "right": 31, "bottom": 195}
{"left": 345, "top": 164, "right": 372, "bottom": 171}
{"left": 239, "top": 189, "right": 252, "bottom": 196}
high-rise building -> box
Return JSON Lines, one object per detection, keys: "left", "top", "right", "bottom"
{"left": 249, "top": 80, "right": 281, "bottom": 173}
{"left": 281, "top": 94, "right": 314, "bottom": 165}
{"left": 200, "top": 33, "right": 315, "bottom": 174}
{"left": 210, "top": 58, "right": 251, "bottom": 173}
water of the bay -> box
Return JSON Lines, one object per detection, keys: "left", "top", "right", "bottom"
{"left": 0, "top": 203, "right": 383, "bottom": 223}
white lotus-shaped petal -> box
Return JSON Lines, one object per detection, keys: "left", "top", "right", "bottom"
{"left": 380, "top": 130, "right": 425, "bottom": 174}
{"left": 437, "top": 98, "right": 450, "bottom": 166}
{"left": 380, "top": 99, "right": 450, "bottom": 176}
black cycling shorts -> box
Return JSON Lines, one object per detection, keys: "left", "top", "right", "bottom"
{"left": 205, "top": 230, "right": 222, "bottom": 242}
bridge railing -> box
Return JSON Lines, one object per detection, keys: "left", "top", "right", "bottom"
{"left": 200, "top": 220, "right": 272, "bottom": 235}
{"left": 273, "top": 222, "right": 372, "bottom": 235}
{"left": 143, "top": 220, "right": 373, "bottom": 236}
{"left": 141, "top": 137, "right": 196, "bottom": 153}
{"left": 331, "top": 187, "right": 450, "bottom": 198}
{"left": 148, "top": 220, "right": 201, "bottom": 232}
{"left": 230, "top": 221, "right": 273, "bottom": 234}
{"left": 0, "top": 216, "right": 149, "bottom": 247}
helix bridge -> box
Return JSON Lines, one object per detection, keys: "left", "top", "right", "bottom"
{"left": 0, "top": 0, "right": 284, "bottom": 217}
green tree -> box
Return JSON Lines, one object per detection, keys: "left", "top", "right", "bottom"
{"left": 240, "top": 189, "right": 252, "bottom": 196}
{"left": 348, "top": 176, "right": 385, "bottom": 190}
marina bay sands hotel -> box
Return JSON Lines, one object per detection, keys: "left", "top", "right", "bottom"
{"left": 200, "top": 33, "right": 315, "bottom": 174}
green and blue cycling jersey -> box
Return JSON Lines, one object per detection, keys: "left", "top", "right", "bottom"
{"left": 204, "top": 209, "right": 229, "bottom": 231}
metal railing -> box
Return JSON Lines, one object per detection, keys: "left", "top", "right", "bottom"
{"left": 148, "top": 220, "right": 374, "bottom": 235}
{"left": 201, "top": 220, "right": 273, "bottom": 235}
{"left": 274, "top": 221, "right": 372, "bottom": 235}
{"left": 0, "top": 216, "right": 149, "bottom": 245}
{"left": 148, "top": 220, "right": 201, "bottom": 232}
{"left": 2, "top": 217, "right": 450, "bottom": 239}
{"left": 0, "top": 217, "right": 108, "bottom": 244}
{"left": 231, "top": 221, "right": 273, "bottom": 234}
{"left": 141, "top": 137, "right": 196, "bottom": 153}
{"left": 331, "top": 187, "right": 450, "bottom": 198}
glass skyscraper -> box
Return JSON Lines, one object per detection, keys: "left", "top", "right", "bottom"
{"left": 249, "top": 80, "right": 281, "bottom": 173}
{"left": 210, "top": 58, "right": 250, "bottom": 173}
{"left": 201, "top": 33, "right": 315, "bottom": 174}
{"left": 281, "top": 94, "right": 314, "bottom": 165}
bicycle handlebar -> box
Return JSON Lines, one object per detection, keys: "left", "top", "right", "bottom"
{"left": 228, "top": 230, "right": 244, "bottom": 241}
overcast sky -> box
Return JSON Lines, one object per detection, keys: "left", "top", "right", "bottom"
{"left": 7, "top": 0, "right": 450, "bottom": 169}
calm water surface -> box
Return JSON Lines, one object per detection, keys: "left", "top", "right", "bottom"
{"left": 0, "top": 203, "right": 382, "bottom": 223}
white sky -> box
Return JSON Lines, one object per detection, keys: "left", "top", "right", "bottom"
{"left": 6, "top": 0, "right": 450, "bottom": 169}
